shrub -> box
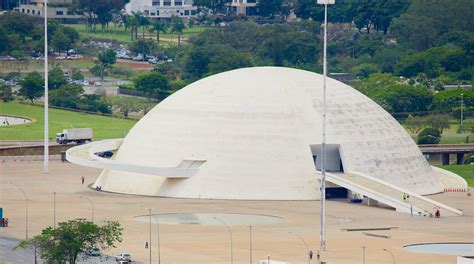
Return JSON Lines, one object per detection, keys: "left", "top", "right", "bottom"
{"left": 417, "top": 127, "right": 441, "bottom": 144}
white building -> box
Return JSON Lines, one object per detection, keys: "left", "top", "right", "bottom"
{"left": 16, "top": 0, "right": 80, "bottom": 19}
{"left": 67, "top": 67, "right": 468, "bottom": 204}
{"left": 125, "top": 0, "right": 197, "bottom": 18}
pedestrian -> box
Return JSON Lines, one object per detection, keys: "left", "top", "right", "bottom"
{"left": 435, "top": 209, "right": 441, "bottom": 218}
{"left": 317, "top": 250, "right": 320, "bottom": 261}
{"left": 309, "top": 249, "right": 313, "bottom": 260}
{"left": 4, "top": 218, "right": 8, "bottom": 227}
{"left": 145, "top": 240, "right": 149, "bottom": 249}
{"left": 81, "top": 176, "right": 85, "bottom": 184}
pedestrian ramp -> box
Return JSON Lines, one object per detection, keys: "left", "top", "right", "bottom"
{"left": 321, "top": 171, "right": 463, "bottom": 217}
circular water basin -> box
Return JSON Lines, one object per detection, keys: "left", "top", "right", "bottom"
{"left": 0, "top": 115, "right": 32, "bottom": 126}
{"left": 404, "top": 243, "right": 474, "bottom": 255}
{"left": 133, "top": 213, "right": 284, "bottom": 226}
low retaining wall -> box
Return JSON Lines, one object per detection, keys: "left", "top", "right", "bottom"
{"left": 0, "top": 144, "right": 74, "bottom": 156}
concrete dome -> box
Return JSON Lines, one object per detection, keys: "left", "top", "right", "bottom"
{"left": 94, "top": 67, "right": 443, "bottom": 200}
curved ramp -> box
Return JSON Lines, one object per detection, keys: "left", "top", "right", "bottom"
{"left": 66, "top": 139, "right": 206, "bottom": 178}
{"left": 323, "top": 172, "right": 462, "bottom": 216}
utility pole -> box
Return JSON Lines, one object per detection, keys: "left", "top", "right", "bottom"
{"left": 249, "top": 226, "right": 253, "bottom": 264}
{"left": 317, "top": 0, "right": 335, "bottom": 252}
{"left": 461, "top": 93, "right": 464, "bottom": 126}
{"left": 44, "top": 0, "right": 49, "bottom": 173}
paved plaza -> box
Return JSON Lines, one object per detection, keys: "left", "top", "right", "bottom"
{"left": 0, "top": 160, "right": 473, "bottom": 263}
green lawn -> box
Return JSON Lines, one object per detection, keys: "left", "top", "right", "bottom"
{"left": 66, "top": 24, "right": 211, "bottom": 44}
{"left": 439, "top": 164, "right": 474, "bottom": 187}
{"left": 0, "top": 102, "right": 136, "bottom": 140}
{"left": 440, "top": 135, "right": 474, "bottom": 144}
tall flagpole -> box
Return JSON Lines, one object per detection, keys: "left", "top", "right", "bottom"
{"left": 44, "top": 0, "right": 49, "bottom": 173}
{"left": 317, "top": 0, "right": 334, "bottom": 252}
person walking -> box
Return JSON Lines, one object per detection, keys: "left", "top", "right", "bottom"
{"left": 81, "top": 176, "right": 85, "bottom": 184}
{"left": 145, "top": 240, "right": 149, "bottom": 249}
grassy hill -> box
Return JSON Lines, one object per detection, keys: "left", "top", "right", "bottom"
{"left": 0, "top": 102, "right": 136, "bottom": 140}
{"left": 439, "top": 164, "right": 474, "bottom": 187}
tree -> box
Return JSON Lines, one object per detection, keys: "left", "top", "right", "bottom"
{"left": 426, "top": 114, "right": 450, "bottom": 133}
{"left": 49, "top": 65, "right": 67, "bottom": 90}
{"left": 50, "top": 84, "right": 84, "bottom": 109}
{"left": 71, "top": 0, "right": 126, "bottom": 31}
{"left": 193, "top": 0, "right": 230, "bottom": 14}
{"left": 14, "top": 236, "right": 42, "bottom": 264}
{"left": 22, "top": 220, "right": 122, "bottom": 264}
{"left": 171, "top": 16, "right": 185, "bottom": 45}
{"left": 129, "top": 39, "right": 157, "bottom": 58}
{"left": 404, "top": 115, "right": 426, "bottom": 135}
{"left": 390, "top": 0, "right": 474, "bottom": 50}
{"left": 0, "top": 84, "right": 13, "bottom": 102}
{"left": 97, "top": 49, "right": 117, "bottom": 80}
{"left": 19, "top": 72, "right": 43, "bottom": 103}
{"left": 51, "top": 28, "right": 72, "bottom": 55}
{"left": 134, "top": 72, "right": 169, "bottom": 100}
{"left": 150, "top": 20, "right": 168, "bottom": 43}
{"left": 72, "top": 69, "right": 85, "bottom": 81}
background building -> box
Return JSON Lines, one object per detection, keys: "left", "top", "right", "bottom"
{"left": 125, "top": 0, "right": 197, "bottom": 19}
{"left": 15, "top": 0, "right": 79, "bottom": 19}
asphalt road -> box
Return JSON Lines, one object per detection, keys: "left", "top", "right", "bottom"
{"left": 0, "top": 236, "right": 125, "bottom": 264}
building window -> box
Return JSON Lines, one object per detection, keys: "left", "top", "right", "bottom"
{"left": 175, "top": 1, "right": 182, "bottom": 6}
{"left": 152, "top": 0, "right": 160, "bottom": 5}
{"left": 184, "top": 10, "right": 189, "bottom": 15}
{"left": 56, "top": 10, "right": 64, "bottom": 15}
{"left": 157, "top": 10, "right": 160, "bottom": 16}
{"left": 151, "top": 12, "right": 156, "bottom": 16}
{"left": 32, "top": 10, "right": 35, "bottom": 14}
{"left": 144, "top": 10, "right": 149, "bottom": 15}
{"left": 38, "top": 11, "right": 40, "bottom": 15}
{"left": 163, "top": 0, "right": 171, "bottom": 6}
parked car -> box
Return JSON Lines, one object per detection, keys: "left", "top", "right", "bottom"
{"left": 132, "top": 54, "right": 144, "bottom": 61}
{"left": 148, "top": 57, "right": 158, "bottom": 64}
{"left": 115, "top": 253, "right": 132, "bottom": 262}
{"left": 85, "top": 247, "right": 101, "bottom": 256}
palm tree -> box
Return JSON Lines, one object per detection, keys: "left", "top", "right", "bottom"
{"left": 125, "top": 15, "right": 139, "bottom": 41}
{"left": 171, "top": 16, "right": 185, "bottom": 45}
{"left": 150, "top": 20, "right": 169, "bottom": 43}
{"left": 133, "top": 12, "right": 150, "bottom": 39}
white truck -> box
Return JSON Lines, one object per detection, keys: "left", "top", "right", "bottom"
{"left": 56, "top": 128, "right": 93, "bottom": 144}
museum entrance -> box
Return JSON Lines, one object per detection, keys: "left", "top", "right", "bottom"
{"left": 310, "top": 144, "right": 347, "bottom": 199}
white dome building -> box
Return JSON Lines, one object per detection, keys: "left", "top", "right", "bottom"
{"left": 83, "top": 67, "right": 448, "bottom": 200}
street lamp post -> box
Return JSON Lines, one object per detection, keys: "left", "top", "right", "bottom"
{"left": 9, "top": 183, "right": 28, "bottom": 240}
{"left": 146, "top": 208, "right": 154, "bottom": 264}
{"left": 214, "top": 217, "right": 233, "bottom": 264}
{"left": 316, "top": 0, "right": 335, "bottom": 252}
{"left": 383, "top": 248, "right": 395, "bottom": 264}
{"left": 153, "top": 215, "right": 161, "bottom": 264}
{"left": 362, "top": 246, "right": 367, "bottom": 264}
{"left": 289, "top": 232, "right": 310, "bottom": 264}
{"left": 461, "top": 93, "right": 464, "bottom": 126}
{"left": 44, "top": 0, "right": 49, "bottom": 173}
{"left": 79, "top": 196, "right": 94, "bottom": 223}
{"left": 53, "top": 192, "right": 56, "bottom": 229}
{"left": 249, "top": 226, "right": 253, "bottom": 264}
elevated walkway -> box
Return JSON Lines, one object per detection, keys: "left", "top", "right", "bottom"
{"left": 66, "top": 139, "right": 206, "bottom": 178}
{"left": 322, "top": 172, "right": 463, "bottom": 217}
